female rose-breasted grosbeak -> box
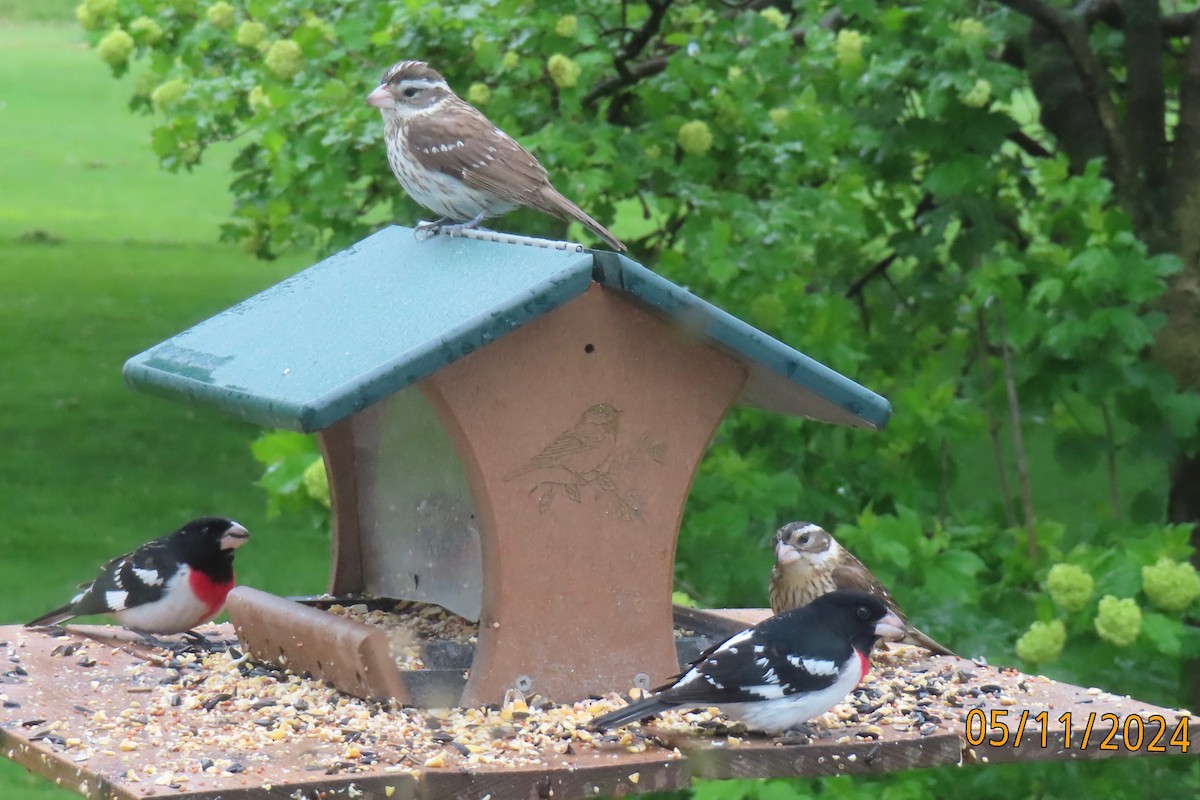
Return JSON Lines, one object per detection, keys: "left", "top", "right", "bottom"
{"left": 769, "top": 522, "right": 956, "bottom": 657}
{"left": 590, "top": 591, "right": 903, "bottom": 733}
{"left": 365, "top": 60, "right": 626, "bottom": 251}
{"left": 26, "top": 517, "right": 249, "bottom": 635}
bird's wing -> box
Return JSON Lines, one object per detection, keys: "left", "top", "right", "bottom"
{"left": 662, "top": 628, "right": 847, "bottom": 706}
{"left": 523, "top": 428, "right": 594, "bottom": 468}
{"left": 69, "top": 540, "right": 174, "bottom": 615}
{"left": 406, "top": 106, "right": 550, "bottom": 205}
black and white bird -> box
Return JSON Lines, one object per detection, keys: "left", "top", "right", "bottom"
{"left": 590, "top": 591, "right": 903, "bottom": 733}
{"left": 365, "top": 60, "right": 626, "bottom": 251}
{"left": 26, "top": 517, "right": 249, "bottom": 636}
{"left": 769, "top": 521, "right": 956, "bottom": 657}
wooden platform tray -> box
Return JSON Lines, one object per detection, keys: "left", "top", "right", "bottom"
{"left": 1, "top": 620, "right": 1195, "bottom": 800}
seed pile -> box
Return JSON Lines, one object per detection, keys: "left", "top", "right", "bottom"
{"left": 323, "top": 602, "right": 478, "bottom": 669}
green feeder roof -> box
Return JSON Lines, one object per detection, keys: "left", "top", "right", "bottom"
{"left": 124, "top": 226, "right": 891, "bottom": 433}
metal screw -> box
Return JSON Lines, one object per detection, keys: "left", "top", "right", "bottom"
{"left": 515, "top": 675, "right": 533, "bottom": 692}
{"left": 633, "top": 672, "right": 651, "bottom": 689}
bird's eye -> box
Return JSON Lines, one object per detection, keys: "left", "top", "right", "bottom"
{"left": 856, "top": 605, "right": 872, "bottom": 620}
{"left": 403, "top": 87, "right": 419, "bottom": 98}
{"left": 799, "top": 533, "right": 810, "bottom": 545}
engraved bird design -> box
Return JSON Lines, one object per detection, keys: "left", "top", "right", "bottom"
{"left": 504, "top": 403, "right": 622, "bottom": 482}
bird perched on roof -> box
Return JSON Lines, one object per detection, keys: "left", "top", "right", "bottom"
{"left": 590, "top": 591, "right": 903, "bottom": 733}
{"left": 365, "top": 59, "right": 626, "bottom": 251}
{"left": 26, "top": 517, "right": 249, "bottom": 637}
{"left": 769, "top": 521, "right": 956, "bottom": 657}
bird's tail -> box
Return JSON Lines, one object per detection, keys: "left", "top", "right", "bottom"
{"left": 25, "top": 605, "right": 76, "bottom": 629}
{"left": 590, "top": 695, "right": 672, "bottom": 731}
{"left": 536, "top": 187, "right": 627, "bottom": 252}
{"left": 902, "top": 625, "right": 957, "bottom": 658}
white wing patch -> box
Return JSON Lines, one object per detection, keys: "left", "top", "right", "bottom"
{"left": 746, "top": 683, "right": 786, "bottom": 700}
{"left": 788, "top": 655, "right": 839, "bottom": 676}
{"left": 132, "top": 567, "right": 164, "bottom": 587}
{"left": 105, "top": 590, "right": 129, "bottom": 611}
{"left": 719, "top": 630, "right": 755, "bottom": 650}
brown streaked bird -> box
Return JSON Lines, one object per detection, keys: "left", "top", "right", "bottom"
{"left": 769, "top": 522, "right": 957, "bottom": 657}
{"left": 365, "top": 60, "right": 626, "bottom": 251}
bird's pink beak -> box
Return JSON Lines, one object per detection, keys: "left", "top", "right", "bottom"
{"left": 874, "top": 611, "right": 905, "bottom": 642}
{"left": 775, "top": 540, "right": 801, "bottom": 566}
{"left": 366, "top": 84, "right": 395, "bottom": 109}
{"left": 221, "top": 522, "right": 250, "bottom": 551}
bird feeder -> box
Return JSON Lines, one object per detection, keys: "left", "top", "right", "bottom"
{"left": 119, "top": 225, "right": 890, "bottom": 708}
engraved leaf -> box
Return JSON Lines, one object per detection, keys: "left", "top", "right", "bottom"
{"left": 564, "top": 483, "right": 582, "bottom": 502}
{"left": 538, "top": 487, "right": 554, "bottom": 513}
{"left": 598, "top": 474, "right": 618, "bottom": 492}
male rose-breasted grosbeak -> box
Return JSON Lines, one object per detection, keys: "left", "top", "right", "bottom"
{"left": 769, "top": 521, "right": 956, "bottom": 657}
{"left": 590, "top": 591, "right": 903, "bottom": 733}
{"left": 26, "top": 517, "right": 249, "bottom": 636}
{"left": 365, "top": 60, "right": 626, "bottom": 251}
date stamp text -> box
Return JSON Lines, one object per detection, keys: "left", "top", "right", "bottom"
{"left": 964, "top": 709, "right": 1192, "bottom": 752}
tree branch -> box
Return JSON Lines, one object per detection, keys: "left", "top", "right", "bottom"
{"left": 995, "top": 0, "right": 1131, "bottom": 194}
{"left": 1076, "top": 0, "right": 1200, "bottom": 38}
{"left": 975, "top": 312, "right": 1018, "bottom": 529}
{"left": 583, "top": 55, "right": 670, "bottom": 108}
{"left": 1123, "top": 0, "right": 1170, "bottom": 245}
{"left": 1007, "top": 129, "right": 1054, "bottom": 158}
{"left": 991, "top": 300, "right": 1038, "bottom": 560}
{"left": 844, "top": 252, "right": 897, "bottom": 301}
{"left": 1170, "top": 14, "right": 1200, "bottom": 262}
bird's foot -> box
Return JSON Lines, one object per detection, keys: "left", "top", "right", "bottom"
{"left": 774, "top": 722, "right": 821, "bottom": 746}
{"left": 130, "top": 628, "right": 222, "bottom": 654}
{"left": 415, "top": 212, "right": 489, "bottom": 240}
{"left": 413, "top": 217, "right": 453, "bottom": 240}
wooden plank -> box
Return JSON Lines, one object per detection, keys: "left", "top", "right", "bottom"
{"left": 662, "top": 727, "right": 960, "bottom": 779}
{"left": 419, "top": 751, "right": 690, "bottom": 800}
{"left": 226, "top": 587, "right": 412, "bottom": 704}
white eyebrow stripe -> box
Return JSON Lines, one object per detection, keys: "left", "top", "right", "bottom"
{"left": 394, "top": 78, "right": 442, "bottom": 90}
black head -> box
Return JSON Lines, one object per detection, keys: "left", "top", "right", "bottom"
{"left": 780, "top": 590, "right": 904, "bottom": 654}
{"left": 166, "top": 516, "right": 249, "bottom": 572}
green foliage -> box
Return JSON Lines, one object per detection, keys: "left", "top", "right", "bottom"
{"left": 1045, "top": 563, "right": 1094, "bottom": 612}
{"left": 250, "top": 430, "right": 327, "bottom": 527}
{"left": 1141, "top": 557, "right": 1200, "bottom": 613}
{"left": 79, "top": 1, "right": 1200, "bottom": 798}
{"left": 1015, "top": 619, "right": 1066, "bottom": 663}
{"left": 1094, "top": 595, "right": 1143, "bottom": 647}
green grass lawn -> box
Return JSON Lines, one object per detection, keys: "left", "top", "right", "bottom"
{"left": 0, "top": 16, "right": 328, "bottom": 799}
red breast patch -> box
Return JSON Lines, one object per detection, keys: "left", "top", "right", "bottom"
{"left": 855, "top": 647, "right": 870, "bottom": 684}
{"left": 188, "top": 570, "right": 234, "bottom": 623}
